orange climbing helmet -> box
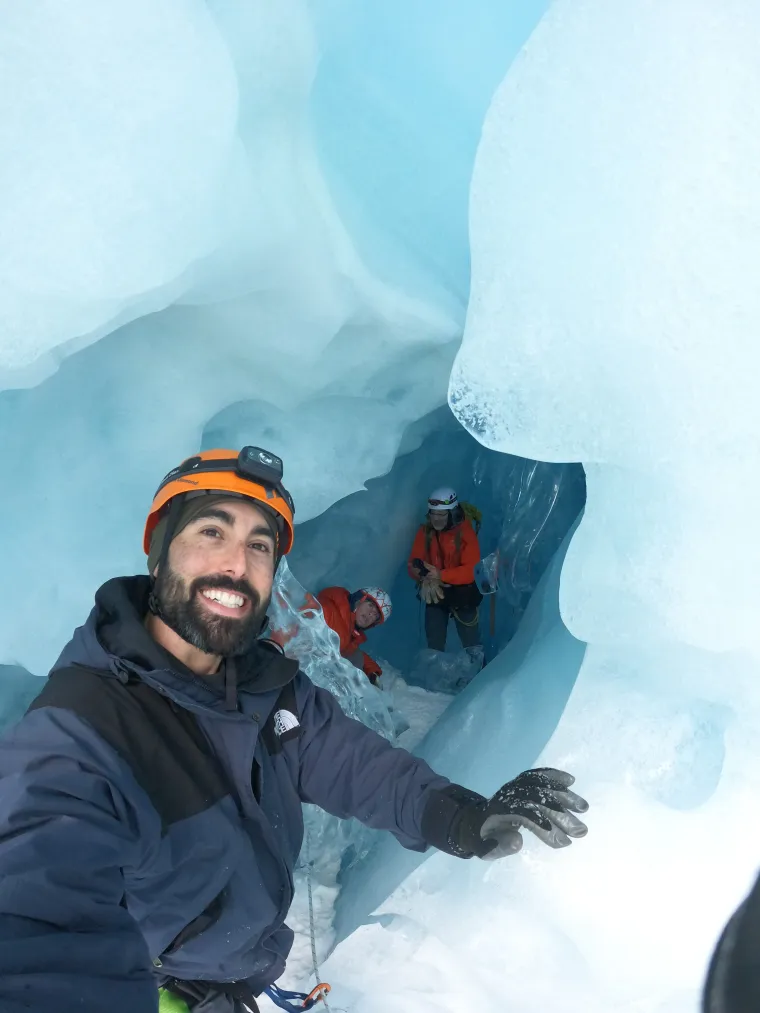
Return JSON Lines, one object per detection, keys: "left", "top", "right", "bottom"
{"left": 144, "top": 447, "right": 295, "bottom": 558}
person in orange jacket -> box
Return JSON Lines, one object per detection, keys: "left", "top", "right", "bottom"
{"left": 408, "top": 487, "right": 483, "bottom": 651}
{"left": 316, "top": 586, "right": 392, "bottom": 684}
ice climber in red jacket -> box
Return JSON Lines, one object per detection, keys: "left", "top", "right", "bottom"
{"left": 408, "top": 487, "right": 483, "bottom": 652}
{"left": 316, "top": 585, "right": 392, "bottom": 684}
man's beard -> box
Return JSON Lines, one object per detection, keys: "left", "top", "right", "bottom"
{"left": 154, "top": 565, "right": 269, "bottom": 657}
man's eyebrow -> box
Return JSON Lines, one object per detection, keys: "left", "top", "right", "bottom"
{"left": 192, "top": 508, "right": 236, "bottom": 527}
{"left": 246, "top": 524, "right": 276, "bottom": 543}
{"left": 191, "top": 510, "right": 275, "bottom": 543}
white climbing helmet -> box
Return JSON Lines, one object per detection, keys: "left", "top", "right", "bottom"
{"left": 427, "top": 487, "right": 458, "bottom": 511}
{"left": 356, "top": 587, "right": 392, "bottom": 625}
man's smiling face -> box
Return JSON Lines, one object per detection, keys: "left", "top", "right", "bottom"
{"left": 153, "top": 498, "right": 277, "bottom": 657}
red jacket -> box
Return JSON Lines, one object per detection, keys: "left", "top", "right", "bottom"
{"left": 407, "top": 519, "right": 480, "bottom": 585}
{"left": 316, "top": 586, "right": 382, "bottom": 681}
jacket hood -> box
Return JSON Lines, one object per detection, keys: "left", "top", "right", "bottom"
{"left": 52, "top": 575, "right": 299, "bottom": 711}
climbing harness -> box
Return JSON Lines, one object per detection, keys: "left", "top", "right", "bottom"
{"left": 264, "top": 982, "right": 332, "bottom": 1012}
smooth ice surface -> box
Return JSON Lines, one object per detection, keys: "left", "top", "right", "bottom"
{"left": 0, "top": 0, "right": 237, "bottom": 380}
{"left": 451, "top": 0, "right": 760, "bottom": 654}
{"left": 446, "top": 0, "right": 760, "bottom": 1009}
{"left": 307, "top": 0, "right": 548, "bottom": 312}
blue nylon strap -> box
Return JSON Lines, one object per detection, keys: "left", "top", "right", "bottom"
{"left": 264, "top": 984, "right": 320, "bottom": 1011}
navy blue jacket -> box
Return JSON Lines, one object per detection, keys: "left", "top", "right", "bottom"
{"left": 0, "top": 577, "right": 450, "bottom": 1013}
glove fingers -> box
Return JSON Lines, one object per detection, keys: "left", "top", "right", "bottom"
{"left": 501, "top": 804, "right": 585, "bottom": 849}
{"left": 540, "top": 804, "right": 588, "bottom": 839}
{"left": 478, "top": 815, "right": 523, "bottom": 861}
{"left": 508, "top": 800, "right": 587, "bottom": 842}
{"left": 509, "top": 812, "right": 573, "bottom": 849}
{"left": 421, "top": 579, "right": 445, "bottom": 605}
{"left": 476, "top": 770, "right": 589, "bottom": 856}
{"left": 553, "top": 788, "right": 589, "bottom": 814}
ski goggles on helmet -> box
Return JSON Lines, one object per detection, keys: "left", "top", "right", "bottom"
{"left": 144, "top": 446, "right": 296, "bottom": 557}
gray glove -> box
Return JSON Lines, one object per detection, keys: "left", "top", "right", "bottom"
{"left": 420, "top": 576, "right": 445, "bottom": 604}
{"left": 424, "top": 768, "right": 589, "bottom": 860}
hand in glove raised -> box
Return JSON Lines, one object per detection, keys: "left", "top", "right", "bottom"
{"left": 422, "top": 768, "right": 588, "bottom": 860}
{"left": 420, "top": 576, "right": 445, "bottom": 604}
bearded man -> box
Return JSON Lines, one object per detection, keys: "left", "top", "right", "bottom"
{"left": 0, "top": 447, "right": 588, "bottom": 1013}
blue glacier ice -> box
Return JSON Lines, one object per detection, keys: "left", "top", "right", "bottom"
{"left": 1, "top": 0, "right": 758, "bottom": 1011}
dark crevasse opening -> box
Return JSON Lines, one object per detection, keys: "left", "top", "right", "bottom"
{"left": 270, "top": 405, "right": 586, "bottom": 954}
{"left": 287, "top": 404, "right": 586, "bottom": 675}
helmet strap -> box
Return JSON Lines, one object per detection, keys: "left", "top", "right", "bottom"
{"left": 350, "top": 590, "right": 383, "bottom": 629}
{"left": 148, "top": 494, "right": 185, "bottom": 619}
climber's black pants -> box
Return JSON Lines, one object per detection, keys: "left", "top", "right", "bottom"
{"left": 425, "top": 601, "right": 481, "bottom": 651}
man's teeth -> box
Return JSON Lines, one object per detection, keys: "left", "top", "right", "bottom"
{"left": 201, "top": 589, "right": 246, "bottom": 609}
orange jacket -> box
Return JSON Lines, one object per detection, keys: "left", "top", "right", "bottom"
{"left": 407, "top": 519, "right": 480, "bottom": 586}
{"left": 316, "top": 586, "right": 382, "bottom": 681}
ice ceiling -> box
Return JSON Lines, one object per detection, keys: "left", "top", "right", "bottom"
{"left": 0, "top": 0, "right": 550, "bottom": 674}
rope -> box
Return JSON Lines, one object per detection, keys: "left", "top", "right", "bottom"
{"left": 450, "top": 606, "right": 480, "bottom": 627}
{"left": 305, "top": 831, "right": 332, "bottom": 1012}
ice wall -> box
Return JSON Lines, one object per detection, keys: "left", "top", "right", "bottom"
{"left": 447, "top": 0, "right": 760, "bottom": 1007}
{"left": 307, "top": 0, "right": 549, "bottom": 312}
{"left": 0, "top": 0, "right": 238, "bottom": 385}
{"left": 0, "top": 0, "right": 462, "bottom": 675}
{"left": 0, "top": 1, "right": 553, "bottom": 678}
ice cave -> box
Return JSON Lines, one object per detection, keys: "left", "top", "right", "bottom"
{"left": 1, "top": 2, "right": 759, "bottom": 1011}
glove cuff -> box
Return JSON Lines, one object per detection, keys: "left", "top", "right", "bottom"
{"left": 421, "top": 783, "right": 486, "bottom": 858}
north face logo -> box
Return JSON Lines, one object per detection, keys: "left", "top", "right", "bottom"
{"left": 273, "top": 709, "right": 300, "bottom": 738}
